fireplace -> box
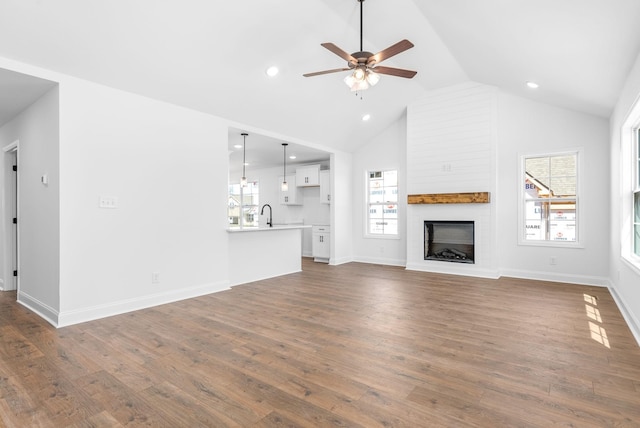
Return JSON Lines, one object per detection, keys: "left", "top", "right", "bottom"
{"left": 424, "top": 221, "right": 475, "bottom": 264}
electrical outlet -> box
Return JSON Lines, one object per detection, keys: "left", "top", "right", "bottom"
{"left": 151, "top": 272, "right": 160, "bottom": 284}
{"left": 99, "top": 196, "right": 118, "bottom": 209}
{"left": 550, "top": 257, "right": 557, "bottom": 265}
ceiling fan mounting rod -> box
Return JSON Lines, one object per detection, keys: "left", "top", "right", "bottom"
{"left": 359, "top": 0, "right": 364, "bottom": 53}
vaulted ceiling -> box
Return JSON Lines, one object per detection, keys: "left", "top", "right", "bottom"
{"left": 1, "top": 0, "right": 639, "bottom": 157}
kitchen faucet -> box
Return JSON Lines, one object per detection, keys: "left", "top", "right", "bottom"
{"left": 260, "top": 204, "right": 272, "bottom": 227}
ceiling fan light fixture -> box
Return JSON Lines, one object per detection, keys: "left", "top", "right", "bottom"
{"left": 345, "top": 69, "right": 371, "bottom": 91}
{"left": 366, "top": 70, "right": 380, "bottom": 86}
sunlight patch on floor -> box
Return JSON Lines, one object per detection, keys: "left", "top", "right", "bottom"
{"left": 584, "top": 294, "right": 610, "bottom": 349}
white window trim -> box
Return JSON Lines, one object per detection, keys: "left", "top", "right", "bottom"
{"left": 517, "top": 148, "right": 584, "bottom": 248}
{"left": 621, "top": 101, "right": 640, "bottom": 272}
{"left": 228, "top": 179, "right": 260, "bottom": 229}
{"left": 364, "top": 169, "right": 400, "bottom": 240}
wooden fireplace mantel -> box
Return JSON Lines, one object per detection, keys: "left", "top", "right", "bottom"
{"left": 408, "top": 192, "right": 491, "bottom": 204}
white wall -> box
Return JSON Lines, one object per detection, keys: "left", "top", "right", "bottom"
{"left": 331, "top": 151, "right": 353, "bottom": 265}
{"left": 497, "top": 92, "right": 610, "bottom": 285}
{"left": 352, "top": 116, "right": 407, "bottom": 266}
{"left": 383, "top": 81, "right": 609, "bottom": 286}
{"left": 609, "top": 51, "right": 640, "bottom": 343}
{"left": 57, "top": 77, "right": 231, "bottom": 326}
{"left": 406, "top": 83, "right": 498, "bottom": 278}
{"left": 0, "top": 85, "right": 60, "bottom": 322}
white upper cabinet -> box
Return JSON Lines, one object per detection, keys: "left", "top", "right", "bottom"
{"left": 278, "top": 175, "right": 302, "bottom": 205}
{"left": 296, "top": 165, "right": 320, "bottom": 187}
{"left": 319, "top": 170, "right": 330, "bottom": 204}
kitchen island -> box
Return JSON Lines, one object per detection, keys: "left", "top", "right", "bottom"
{"left": 227, "top": 224, "right": 311, "bottom": 286}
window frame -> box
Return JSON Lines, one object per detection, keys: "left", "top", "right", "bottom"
{"left": 621, "top": 105, "right": 640, "bottom": 272}
{"left": 633, "top": 129, "right": 640, "bottom": 258}
{"left": 228, "top": 180, "right": 260, "bottom": 229}
{"left": 365, "top": 169, "right": 400, "bottom": 239}
{"left": 518, "top": 149, "right": 583, "bottom": 248}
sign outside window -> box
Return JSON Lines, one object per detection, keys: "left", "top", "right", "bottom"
{"left": 367, "top": 170, "right": 398, "bottom": 236}
{"left": 522, "top": 153, "right": 578, "bottom": 243}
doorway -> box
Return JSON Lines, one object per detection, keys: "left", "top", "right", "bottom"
{"left": 3, "top": 141, "right": 18, "bottom": 292}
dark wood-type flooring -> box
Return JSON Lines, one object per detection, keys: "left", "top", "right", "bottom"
{"left": 1, "top": 259, "right": 640, "bottom": 427}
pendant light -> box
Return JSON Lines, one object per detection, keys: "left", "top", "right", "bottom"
{"left": 240, "top": 133, "right": 248, "bottom": 187}
{"left": 281, "top": 143, "right": 289, "bottom": 191}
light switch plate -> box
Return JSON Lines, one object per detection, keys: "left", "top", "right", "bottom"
{"left": 99, "top": 196, "right": 118, "bottom": 208}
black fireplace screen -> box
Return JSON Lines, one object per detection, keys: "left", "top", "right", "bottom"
{"left": 424, "top": 221, "right": 475, "bottom": 264}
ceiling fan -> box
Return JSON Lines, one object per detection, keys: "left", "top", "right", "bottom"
{"left": 303, "top": 0, "right": 417, "bottom": 92}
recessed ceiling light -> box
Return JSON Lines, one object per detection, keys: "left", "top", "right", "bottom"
{"left": 266, "top": 66, "right": 279, "bottom": 77}
{"left": 243, "top": 162, "right": 249, "bottom": 166}
{"left": 234, "top": 144, "right": 243, "bottom": 149}
{"left": 526, "top": 81, "right": 539, "bottom": 89}
{"left": 362, "top": 113, "right": 371, "bottom": 121}
{"left": 289, "top": 155, "right": 297, "bottom": 160}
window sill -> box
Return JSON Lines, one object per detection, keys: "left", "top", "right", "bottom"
{"left": 518, "top": 240, "right": 584, "bottom": 249}
{"left": 364, "top": 234, "right": 401, "bottom": 240}
{"left": 622, "top": 255, "right": 640, "bottom": 276}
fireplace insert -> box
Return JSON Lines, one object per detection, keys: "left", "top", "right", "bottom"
{"left": 424, "top": 221, "right": 475, "bottom": 264}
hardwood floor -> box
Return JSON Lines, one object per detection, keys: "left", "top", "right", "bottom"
{"left": 1, "top": 259, "right": 640, "bottom": 427}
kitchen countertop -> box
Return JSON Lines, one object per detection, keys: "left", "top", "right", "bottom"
{"left": 227, "top": 224, "right": 312, "bottom": 233}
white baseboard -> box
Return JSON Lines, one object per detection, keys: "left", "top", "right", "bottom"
{"left": 499, "top": 268, "right": 609, "bottom": 287}
{"left": 230, "top": 269, "right": 302, "bottom": 287}
{"left": 329, "top": 256, "right": 353, "bottom": 266}
{"left": 608, "top": 285, "right": 640, "bottom": 347}
{"left": 353, "top": 256, "right": 406, "bottom": 267}
{"left": 56, "top": 280, "right": 231, "bottom": 328}
{"left": 18, "top": 291, "right": 59, "bottom": 327}
{"left": 406, "top": 262, "right": 500, "bottom": 279}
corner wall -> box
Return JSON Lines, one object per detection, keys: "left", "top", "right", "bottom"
{"left": 609, "top": 51, "right": 640, "bottom": 344}
{"left": 0, "top": 85, "right": 60, "bottom": 322}
{"left": 404, "top": 81, "right": 610, "bottom": 286}
{"left": 352, "top": 116, "right": 407, "bottom": 266}
{"left": 497, "top": 92, "right": 610, "bottom": 286}
{"left": 57, "top": 77, "right": 231, "bottom": 326}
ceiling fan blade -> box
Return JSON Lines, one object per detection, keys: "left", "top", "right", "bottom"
{"left": 373, "top": 66, "right": 417, "bottom": 79}
{"left": 369, "top": 39, "right": 414, "bottom": 65}
{"left": 303, "top": 68, "right": 351, "bottom": 78}
{"left": 321, "top": 43, "right": 357, "bottom": 63}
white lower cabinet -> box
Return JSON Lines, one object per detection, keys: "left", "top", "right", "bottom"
{"left": 312, "top": 225, "right": 330, "bottom": 263}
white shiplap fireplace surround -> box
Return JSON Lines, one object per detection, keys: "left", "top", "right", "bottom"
{"left": 406, "top": 83, "right": 498, "bottom": 278}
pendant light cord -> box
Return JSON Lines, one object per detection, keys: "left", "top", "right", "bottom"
{"left": 283, "top": 143, "right": 287, "bottom": 176}
{"left": 241, "top": 133, "right": 248, "bottom": 183}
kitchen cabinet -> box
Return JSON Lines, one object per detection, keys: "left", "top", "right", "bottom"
{"left": 296, "top": 164, "right": 320, "bottom": 187}
{"left": 278, "top": 175, "right": 302, "bottom": 205}
{"left": 312, "top": 225, "right": 330, "bottom": 263}
{"left": 319, "top": 170, "right": 330, "bottom": 204}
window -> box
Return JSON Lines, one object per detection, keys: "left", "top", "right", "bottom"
{"left": 622, "top": 102, "right": 640, "bottom": 267}
{"left": 521, "top": 152, "right": 578, "bottom": 244}
{"left": 367, "top": 170, "right": 398, "bottom": 236}
{"left": 228, "top": 180, "right": 259, "bottom": 228}
{"left": 634, "top": 130, "right": 640, "bottom": 257}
